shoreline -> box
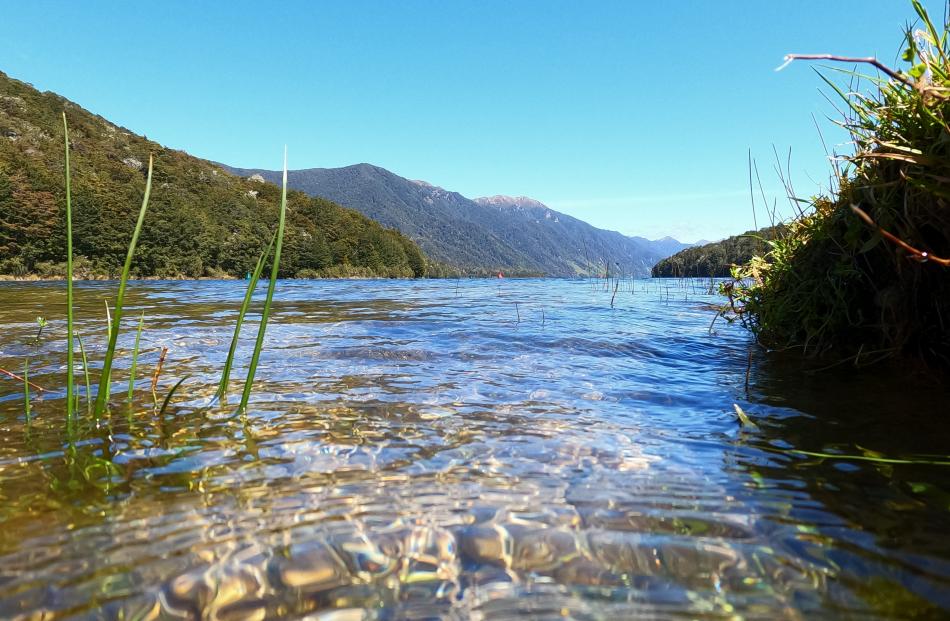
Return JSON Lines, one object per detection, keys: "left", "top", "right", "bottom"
{"left": 0, "top": 272, "right": 582, "bottom": 282}
{"left": 0, "top": 274, "right": 417, "bottom": 283}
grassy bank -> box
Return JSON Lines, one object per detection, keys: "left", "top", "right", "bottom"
{"left": 5, "top": 114, "right": 297, "bottom": 450}
{"left": 727, "top": 0, "right": 950, "bottom": 368}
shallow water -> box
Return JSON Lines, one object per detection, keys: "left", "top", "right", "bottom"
{"left": 0, "top": 278, "right": 948, "bottom": 620}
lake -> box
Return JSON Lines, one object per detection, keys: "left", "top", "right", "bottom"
{"left": 0, "top": 278, "right": 948, "bottom": 620}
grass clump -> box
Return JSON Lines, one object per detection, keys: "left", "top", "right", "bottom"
{"left": 51, "top": 114, "right": 288, "bottom": 431}
{"left": 217, "top": 231, "right": 276, "bottom": 400}
{"left": 728, "top": 1, "right": 950, "bottom": 368}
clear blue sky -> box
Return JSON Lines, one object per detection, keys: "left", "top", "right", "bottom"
{"left": 1, "top": 1, "right": 944, "bottom": 242}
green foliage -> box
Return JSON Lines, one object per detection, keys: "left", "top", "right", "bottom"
{"left": 0, "top": 71, "right": 427, "bottom": 279}
{"left": 651, "top": 226, "right": 783, "bottom": 277}
{"left": 728, "top": 2, "right": 950, "bottom": 366}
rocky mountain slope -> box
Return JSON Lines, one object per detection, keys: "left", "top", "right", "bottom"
{"left": 222, "top": 164, "right": 688, "bottom": 276}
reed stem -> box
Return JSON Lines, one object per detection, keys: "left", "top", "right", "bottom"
{"left": 62, "top": 113, "right": 74, "bottom": 428}
{"left": 23, "top": 359, "right": 31, "bottom": 425}
{"left": 238, "top": 149, "right": 288, "bottom": 413}
{"left": 151, "top": 345, "right": 168, "bottom": 403}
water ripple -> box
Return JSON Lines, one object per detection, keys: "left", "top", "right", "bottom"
{"left": 0, "top": 278, "right": 948, "bottom": 619}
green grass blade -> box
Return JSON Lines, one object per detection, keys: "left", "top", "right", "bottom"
{"left": 814, "top": 68, "right": 872, "bottom": 124}
{"left": 733, "top": 404, "right": 758, "bottom": 430}
{"left": 238, "top": 149, "right": 288, "bottom": 413}
{"left": 93, "top": 156, "right": 153, "bottom": 418}
{"left": 105, "top": 301, "right": 111, "bottom": 337}
{"left": 128, "top": 312, "right": 144, "bottom": 403}
{"left": 62, "top": 113, "right": 74, "bottom": 428}
{"left": 76, "top": 333, "right": 92, "bottom": 417}
{"left": 911, "top": 0, "right": 948, "bottom": 65}
{"left": 103, "top": 300, "right": 112, "bottom": 394}
{"left": 216, "top": 231, "right": 277, "bottom": 400}
{"left": 159, "top": 376, "right": 189, "bottom": 417}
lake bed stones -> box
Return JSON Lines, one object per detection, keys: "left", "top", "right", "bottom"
{"left": 272, "top": 542, "right": 351, "bottom": 595}
{"left": 161, "top": 563, "right": 266, "bottom": 621}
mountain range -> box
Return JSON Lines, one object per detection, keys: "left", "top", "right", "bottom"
{"left": 1, "top": 66, "right": 690, "bottom": 280}
{"left": 221, "top": 163, "right": 689, "bottom": 276}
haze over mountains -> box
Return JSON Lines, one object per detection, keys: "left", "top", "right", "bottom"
{"left": 222, "top": 163, "right": 690, "bottom": 276}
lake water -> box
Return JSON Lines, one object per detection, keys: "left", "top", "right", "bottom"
{"left": 0, "top": 278, "right": 948, "bottom": 620}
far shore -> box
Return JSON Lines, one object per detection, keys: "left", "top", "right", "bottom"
{"left": 0, "top": 272, "right": 560, "bottom": 282}
{"left": 1, "top": 274, "right": 239, "bottom": 282}
{"left": 0, "top": 274, "right": 419, "bottom": 282}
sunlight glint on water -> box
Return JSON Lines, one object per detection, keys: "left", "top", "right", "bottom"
{"left": 0, "top": 278, "right": 948, "bottom": 620}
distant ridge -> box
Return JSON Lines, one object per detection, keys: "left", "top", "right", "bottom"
{"left": 221, "top": 163, "right": 689, "bottom": 276}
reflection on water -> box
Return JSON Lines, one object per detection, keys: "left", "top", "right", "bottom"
{"left": 0, "top": 278, "right": 948, "bottom": 620}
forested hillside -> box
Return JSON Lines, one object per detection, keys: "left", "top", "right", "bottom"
{"left": 651, "top": 225, "right": 783, "bottom": 277}
{"left": 0, "top": 71, "right": 425, "bottom": 279}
